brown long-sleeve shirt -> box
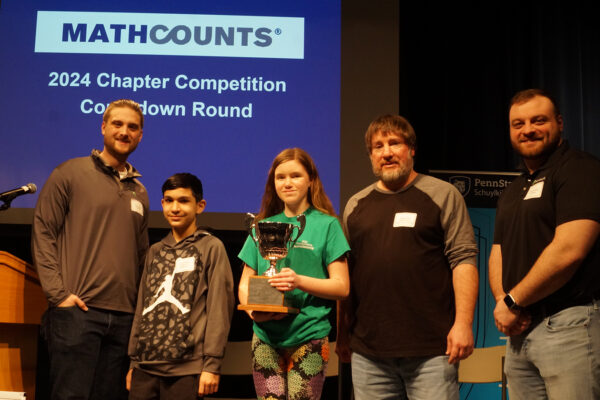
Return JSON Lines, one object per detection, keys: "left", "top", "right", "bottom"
{"left": 32, "top": 150, "right": 149, "bottom": 313}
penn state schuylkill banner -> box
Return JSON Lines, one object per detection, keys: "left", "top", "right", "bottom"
{"left": 429, "top": 170, "right": 520, "bottom": 208}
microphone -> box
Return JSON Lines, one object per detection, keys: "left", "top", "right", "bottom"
{"left": 0, "top": 183, "right": 37, "bottom": 201}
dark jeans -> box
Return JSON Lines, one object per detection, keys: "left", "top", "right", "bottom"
{"left": 129, "top": 368, "right": 200, "bottom": 400}
{"left": 44, "top": 306, "right": 133, "bottom": 400}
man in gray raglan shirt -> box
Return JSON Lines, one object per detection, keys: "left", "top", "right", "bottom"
{"left": 336, "top": 114, "right": 479, "bottom": 400}
{"left": 32, "top": 99, "right": 149, "bottom": 400}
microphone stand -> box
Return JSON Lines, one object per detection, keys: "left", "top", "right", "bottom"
{"left": 0, "top": 194, "right": 18, "bottom": 211}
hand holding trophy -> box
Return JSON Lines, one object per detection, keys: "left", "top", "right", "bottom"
{"left": 237, "top": 212, "right": 305, "bottom": 314}
{"left": 236, "top": 148, "right": 350, "bottom": 399}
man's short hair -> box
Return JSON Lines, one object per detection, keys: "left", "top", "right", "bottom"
{"left": 365, "top": 114, "right": 417, "bottom": 154}
{"left": 103, "top": 99, "right": 144, "bottom": 128}
{"left": 509, "top": 89, "right": 561, "bottom": 116}
{"left": 162, "top": 173, "right": 203, "bottom": 201}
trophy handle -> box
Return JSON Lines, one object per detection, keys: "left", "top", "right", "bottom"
{"left": 246, "top": 212, "right": 260, "bottom": 247}
{"left": 289, "top": 214, "right": 306, "bottom": 248}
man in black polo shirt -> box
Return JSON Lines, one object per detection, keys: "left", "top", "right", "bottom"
{"left": 490, "top": 89, "right": 600, "bottom": 399}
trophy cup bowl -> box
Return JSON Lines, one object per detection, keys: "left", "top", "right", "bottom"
{"left": 255, "top": 221, "right": 296, "bottom": 277}
{"left": 238, "top": 213, "right": 306, "bottom": 314}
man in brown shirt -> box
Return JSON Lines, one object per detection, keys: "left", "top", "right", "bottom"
{"left": 33, "top": 99, "right": 149, "bottom": 400}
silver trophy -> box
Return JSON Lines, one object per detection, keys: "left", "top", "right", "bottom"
{"left": 238, "top": 213, "right": 307, "bottom": 314}
{"left": 246, "top": 212, "right": 306, "bottom": 277}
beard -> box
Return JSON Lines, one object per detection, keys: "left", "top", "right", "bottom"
{"left": 104, "top": 135, "right": 139, "bottom": 160}
{"left": 512, "top": 134, "right": 561, "bottom": 161}
{"left": 372, "top": 157, "right": 413, "bottom": 187}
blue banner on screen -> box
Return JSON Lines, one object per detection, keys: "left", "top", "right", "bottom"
{"left": 0, "top": 1, "right": 340, "bottom": 213}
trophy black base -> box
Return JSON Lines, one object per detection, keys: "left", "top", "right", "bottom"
{"left": 238, "top": 276, "right": 299, "bottom": 314}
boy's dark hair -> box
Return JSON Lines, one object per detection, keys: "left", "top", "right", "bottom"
{"left": 162, "top": 173, "right": 203, "bottom": 201}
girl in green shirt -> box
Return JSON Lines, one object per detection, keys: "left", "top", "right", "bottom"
{"left": 238, "top": 148, "right": 350, "bottom": 400}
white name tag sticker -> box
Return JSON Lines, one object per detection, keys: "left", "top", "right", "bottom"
{"left": 524, "top": 181, "right": 544, "bottom": 200}
{"left": 131, "top": 198, "right": 144, "bottom": 216}
{"left": 393, "top": 212, "right": 417, "bottom": 228}
{"left": 174, "top": 257, "right": 196, "bottom": 273}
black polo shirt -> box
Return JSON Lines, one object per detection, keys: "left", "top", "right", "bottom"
{"left": 494, "top": 141, "right": 600, "bottom": 312}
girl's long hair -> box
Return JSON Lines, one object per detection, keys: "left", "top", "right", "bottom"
{"left": 255, "top": 148, "right": 336, "bottom": 221}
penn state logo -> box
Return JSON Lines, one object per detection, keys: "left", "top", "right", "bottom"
{"left": 449, "top": 176, "right": 471, "bottom": 197}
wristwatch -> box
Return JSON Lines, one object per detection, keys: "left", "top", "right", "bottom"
{"left": 503, "top": 293, "right": 523, "bottom": 311}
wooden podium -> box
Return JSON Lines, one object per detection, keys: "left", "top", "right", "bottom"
{"left": 0, "top": 251, "right": 47, "bottom": 399}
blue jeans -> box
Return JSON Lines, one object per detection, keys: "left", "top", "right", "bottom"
{"left": 505, "top": 299, "right": 600, "bottom": 400}
{"left": 351, "top": 351, "right": 459, "bottom": 400}
{"left": 45, "top": 306, "right": 133, "bottom": 400}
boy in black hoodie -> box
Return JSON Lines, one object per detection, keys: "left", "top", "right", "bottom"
{"left": 127, "top": 173, "right": 234, "bottom": 399}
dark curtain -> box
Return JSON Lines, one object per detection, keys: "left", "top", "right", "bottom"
{"left": 398, "top": 0, "right": 600, "bottom": 172}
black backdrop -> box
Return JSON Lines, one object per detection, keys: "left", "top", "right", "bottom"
{"left": 399, "top": 0, "right": 600, "bottom": 174}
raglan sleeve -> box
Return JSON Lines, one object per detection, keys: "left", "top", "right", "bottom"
{"left": 440, "top": 185, "right": 478, "bottom": 269}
